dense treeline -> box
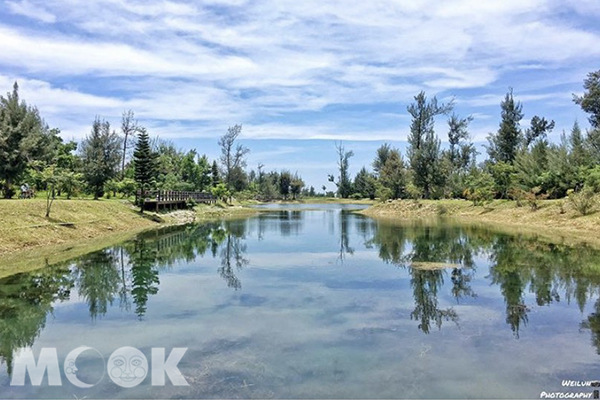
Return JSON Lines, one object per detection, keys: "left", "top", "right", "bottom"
{"left": 0, "top": 83, "right": 310, "bottom": 211}
{"left": 333, "top": 70, "right": 600, "bottom": 211}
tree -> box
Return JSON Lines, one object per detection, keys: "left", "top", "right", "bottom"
{"left": 487, "top": 88, "right": 524, "bottom": 164}
{"left": 573, "top": 70, "right": 600, "bottom": 129}
{"left": 331, "top": 142, "right": 354, "bottom": 198}
{"left": 379, "top": 149, "right": 406, "bottom": 199}
{"left": 120, "top": 110, "right": 139, "bottom": 179}
{"left": 81, "top": 118, "right": 122, "bottom": 199}
{"left": 447, "top": 114, "right": 475, "bottom": 171}
{"left": 279, "top": 170, "right": 292, "bottom": 200}
{"left": 354, "top": 167, "right": 377, "bottom": 199}
{"left": 0, "top": 82, "right": 48, "bottom": 198}
{"left": 524, "top": 116, "right": 555, "bottom": 147}
{"left": 58, "top": 170, "right": 83, "bottom": 199}
{"left": 569, "top": 121, "right": 589, "bottom": 167}
{"left": 407, "top": 92, "right": 452, "bottom": 198}
{"left": 218, "top": 124, "right": 249, "bottom": 195}
{"left": 372, "top": 143, "right": 392, "bottom": 176}
{"left": 211, "top": 160, "right": 219, "bottom": 187}
{"left": 133, "top": 128, "right": 158, "bottom": 212}
{"left": 290, "top": 174, "right": 305, "bottom": 200}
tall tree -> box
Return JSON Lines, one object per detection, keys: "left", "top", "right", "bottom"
{"left": 573, "top": 70, "right": 600, "bottom": 130}
{"left": 133, "top": 128, "right": 158, "bottom": 212}
{"left": 487, "top": 88, "right": 524, "bottom": 164}
{"left": 211, "top": 160, "right": 220, "bottom": 187}
{"left": 120, "top": 110, "right": 138, "bottom": 179}
{"left": 569, "top": 121, "right": 588, "bottom": 167}
{"left": 447, "top": 114, "right": 475, "bottom": 172}
{"left": 279, "top": 170, "right": 292, "bottom": 200}
{"left": 0, "top": 82, "right": 47, "bottom": 198}
{"left": 330, "top": 141, "right": 354, "bottom": 198}
{"left": 81, "top": 117, "right": 122, "bottom": 199}
{"left": 218, "top": 124, "right": 249, "bottom": 195}
{"left": 407, "top": 92, "right": 452, "bottom": 198}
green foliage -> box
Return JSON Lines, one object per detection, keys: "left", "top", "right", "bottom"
{"left": 585, "top": 166, "right": 600, "bottom": 193}
{"left": 407, "top": 92, "right": 452, "bottom": 199}
{"left": 464, "top": 170, "right": 495, "bottom": 206}
{"left": 117, "top": 178, "right": 136, "bottom": 198}
{"left": 278, "top": 170, "right": 292, "bottom": 199}
{"left": 290, "top": 175, "right": 305, "bottom": 200}
{"left": 573, "top": 70, "right": 600, "bottom": 129}
{"left": 211, "top": 183, "right": 230, "bottom": 203}
{"left": 353, "top": 167, "right": 377, "bottom": 200}
{"left": 0, "top": 82, "right": 53, "bottom": 198}
{"left": 568, "top": 188, "right": 596, "bottom": 216}
{"left": 133, "top": 128, "right": 158, "bottom": 211}
{"left": 57, "top": 170, "right": 83, "bottom": 199}
{"left": 81, "top": 118, "right": 122, "bottom": 199}
{"left": 379, "top": 149, "right": 406, "bottom": 199}
{"left": 331, "top": 142, "right": 354, "bottom": 198}
{"left": 487, "top": 88, "right": 524, "bottom": 164}
{"left": 375, "top": 185, "right": 393, "bottom": 202}
{"left": 488, "top": 161, "right": 515, "bottom": 199}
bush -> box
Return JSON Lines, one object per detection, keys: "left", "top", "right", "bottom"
{"left": 585, "top": 166, "right": 600, "bottom": 193}
{"left": 185, "top": 198, "right": 198, "bottom": 209}
{"left": 568, "top": 188, "right": 596, "bottom": 216}
{"left": 525, "top": 187, "right": 548, "bottom": 211}
{"left": 375, "top": 186, "right": 393, "bottom": 202}
{"left": 350, "top": 193, "right": 363, "bottom": 200}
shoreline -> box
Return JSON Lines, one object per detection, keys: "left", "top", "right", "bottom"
{"left": 0, "top": 199, "right": 259, "bottom": 277}
{"left": 359, "top": 199, "right": 600, "bottom": 248}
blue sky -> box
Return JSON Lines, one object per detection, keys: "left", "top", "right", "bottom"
{"left": 1, "top": 0, "right": 599, "bottom": 190}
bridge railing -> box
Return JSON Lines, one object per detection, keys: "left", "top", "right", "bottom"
{"left": 136, "top": 190, "right": 215, "bottom": 203}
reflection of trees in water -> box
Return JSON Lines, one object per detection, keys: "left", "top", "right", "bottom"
{"left": 218, "top": 221, "right": 249, "bottom": 290}
{"left": 0, "top": 221, "right": 250, "bottom": 375}
{"left": 0, "top": 265, "right": 73, "bottom": 375}
{"left": 338, "top": 210, "right": 354, "bottom": 262}
{"left": 367, "top": 220, "right": 600, "bottom": 339}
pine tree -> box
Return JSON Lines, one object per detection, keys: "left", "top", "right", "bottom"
{"left": 406, "top": 92, "right": 452, "bottom": 198}
{"left": 133, "top": 128, "right": 157, "bottom": 212}
{"left": 211, "top": 160, "right": 219, "bottom": 187}
{"left": 487, "top": 88, "right": 524, "bottom": 164}
{"left": 569, "top": 121, "right": 588, "bottom": 167}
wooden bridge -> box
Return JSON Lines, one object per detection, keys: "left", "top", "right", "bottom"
{"left": 137, "top": 190, "right": 216, "bottom": 211}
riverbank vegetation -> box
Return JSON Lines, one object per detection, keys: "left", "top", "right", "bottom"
{"left": 0, "top": 83, "right": 314, "bottom": 216}
{"left": 331, "top": 70, "right": 600, "bottom": 216}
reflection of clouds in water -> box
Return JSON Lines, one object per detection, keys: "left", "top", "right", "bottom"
{"left": 4, "top": 214, "right": 600, "bottom": 398}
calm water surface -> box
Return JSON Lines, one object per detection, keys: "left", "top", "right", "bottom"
{"left": 2, "top": 205, "right": 600, "bottom": 399}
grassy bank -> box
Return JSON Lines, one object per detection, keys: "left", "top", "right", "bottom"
{"left": 0, "top": 199, "right": 258, "bottom": 258}
{"left": 361, "top": 199, "right": 600, "bottom": 246}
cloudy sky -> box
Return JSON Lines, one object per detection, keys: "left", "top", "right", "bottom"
{"left": 1, "top": 0, "right": 599, "bottom": 189}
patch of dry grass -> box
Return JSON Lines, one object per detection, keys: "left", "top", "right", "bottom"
{"left": 361, "top": 198, "right": 600, "bottom": 247}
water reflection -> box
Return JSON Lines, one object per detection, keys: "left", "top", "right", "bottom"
{"left": 2, "top": 209, "right": 600, "bottom": 391}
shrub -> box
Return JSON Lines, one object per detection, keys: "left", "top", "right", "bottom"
{"left": 350, "top": 193, "right": 363, "bottom": 200}
{"left": 509, "top": 187, "right": 526, "bottom": 207}
{"left": 525, "top": 187, "right": 548, "bottom": 211}
{"left": 568, "top": 188, "right": 596, "bottom": 216}
{"left": 436, "top": 204, "right": 448, "bottom": 215}
{"left": 376, "top": 186, "right": 393, "bottom": 202}
{"left": 185, "top": 198, "right": 198, "bottom": 209}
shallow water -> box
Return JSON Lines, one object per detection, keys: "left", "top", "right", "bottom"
{"left": 1, "top": 205, "right": 600, "bottom": 399}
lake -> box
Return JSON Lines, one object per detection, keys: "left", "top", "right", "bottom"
{"left": 1, "top": 204, "right": 600, "bottom": 399}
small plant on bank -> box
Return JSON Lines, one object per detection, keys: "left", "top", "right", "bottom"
{"left": 525, "top": 187, "right": 548, "bottom": 211}
{"left": 568, "top": 188, "right": 596, "bottom": 216}
{"left": 436, "top": 204, "right": 448, "bottom": 215}
{"left": 558, "top": 200, "right": 566, "bottom": 215}
{"left": 185, "top": 198, "right": 198, "bottom": 209}
{"left": 509, "top": 187, "right": 526, "bottom": 207}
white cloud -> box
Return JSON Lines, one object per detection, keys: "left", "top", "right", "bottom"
{"left": 5, "top": 0, "right": 56, "bottom": 23}
{"left": 0, "top": 0, "right": 598, "bottom": 145}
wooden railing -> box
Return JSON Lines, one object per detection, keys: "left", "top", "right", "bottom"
{"left": 136, "top": 190, "right": 215, "bottom": 203}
